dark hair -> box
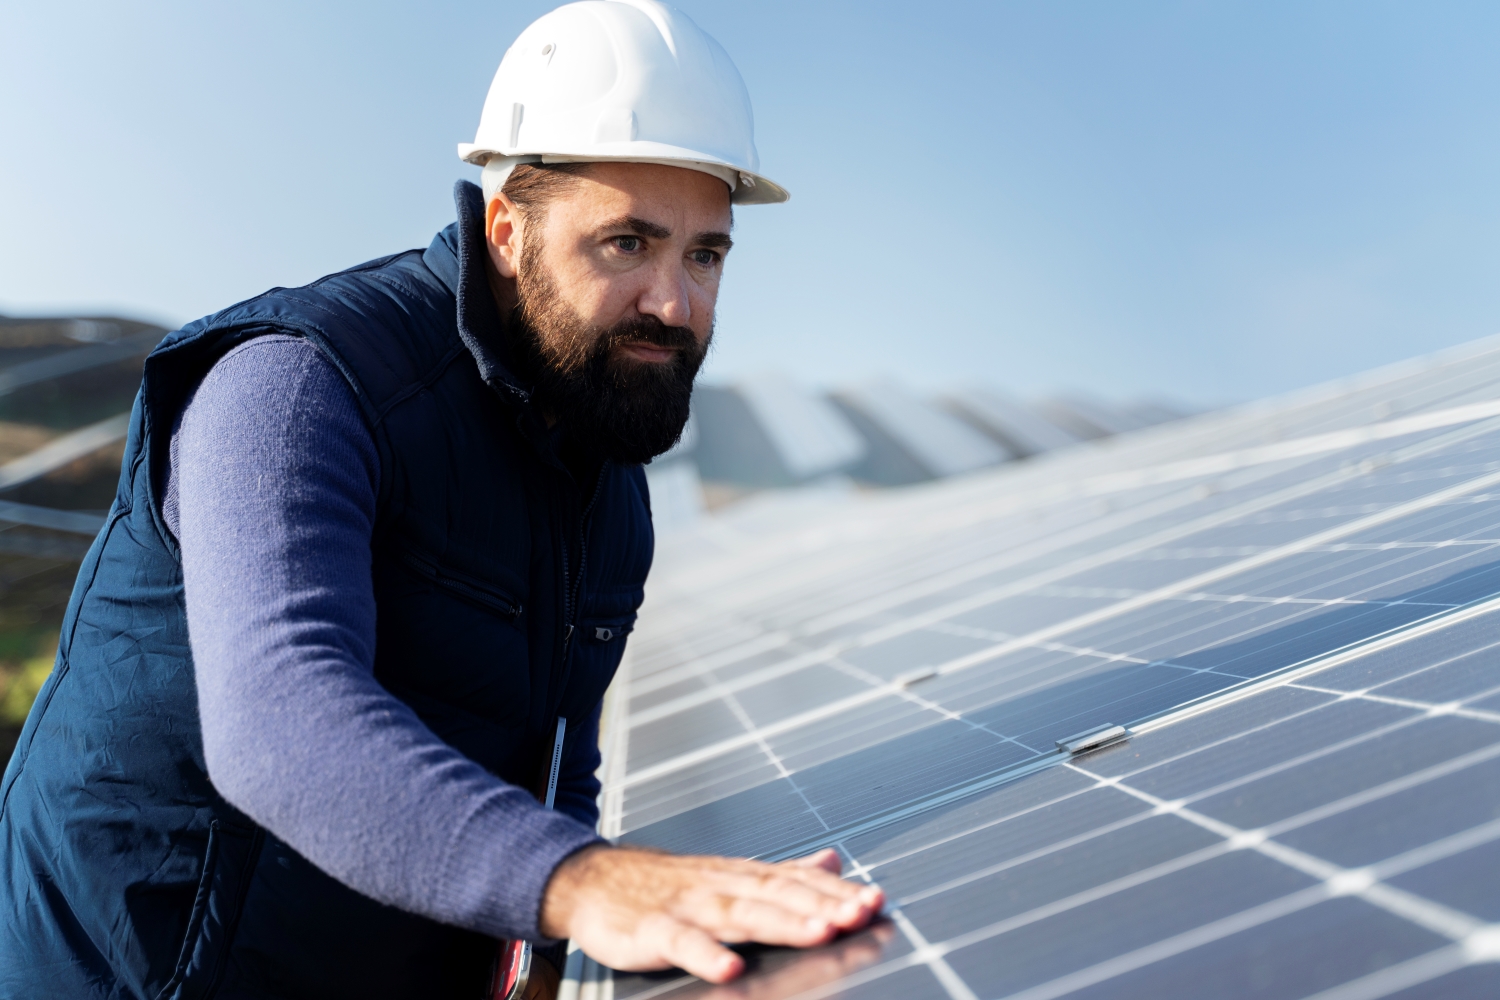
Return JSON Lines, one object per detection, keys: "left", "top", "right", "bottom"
{"left": 501, "top": 162, "right": 593, "bottom": 220}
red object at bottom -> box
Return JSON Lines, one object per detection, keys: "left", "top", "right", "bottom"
{"left": 489, "top": 938, "right": 532, "bottom": 1000}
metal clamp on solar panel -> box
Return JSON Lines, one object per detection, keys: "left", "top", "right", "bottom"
{"left": 1056, "top": 724, "right": 1130, "bottom": 755}
{"left": 893, "top": 666, "right": 938, "bottom": 688}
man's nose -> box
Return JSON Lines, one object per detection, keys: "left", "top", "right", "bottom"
{"left": 637, "top": 264, "right": 692, "bottom": 329}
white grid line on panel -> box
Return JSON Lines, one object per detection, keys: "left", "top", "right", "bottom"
{"left": 1150, "top": 538, "right": 1500, "bottom": 557}
{"left": 619, "top": 687, "right": 904, "bottom": 791}
{"left": 819, "top": 651, "right": 1043, "bottom": 758}
{"left": 715, "top": 684, "right": 832, "bottom": 833}
{"left": 1037, "top": 588, "right": 1464, "bottom": 675}
{"left": 628, "top": 630, "right": 791, "bottom": 698}
{"left": 1028, "top": 587, "right": 1460, "bottom": 608}
{"left": 983, "top": 887, "right": 1349, "bottom": 1000}
{"left": 1288, "top": 945, "right": 1477, "bottom": 1000}
{"left": 1132, "top": 592, "right": 1500, "bottom": 739}
{"left": 887, "top": 908, "right": 979, "bottom": 1000}
{"left": 917, "top": 622, "right": 1260, "bottom": 706}
{"left": 1288, "top": 684, "right": 1500, "bottom": 726}
{"left": 626, "top": 646, "right": 852, "bottom": 728}
{"left": 926, "top": 622, "right": 1165, "bottom": 668}
{"left": 1184, "top": 343, "right": 1500, "bottom": 445}
{"left": 1067, "top": 401, "right": 1500, "bottom": 497}
{"left": 1120, "top": 350, "right": 1500, "bottom": 462}
{"left": 922, "top": 619, "right": 1412, "bottom": 694}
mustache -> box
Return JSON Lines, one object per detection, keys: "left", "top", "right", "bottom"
{"left": 599, "top": 315, "right": 701, "bottom": 354}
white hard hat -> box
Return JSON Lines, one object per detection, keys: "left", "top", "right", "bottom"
{"left": 459, "top": 0, "right": 787, "bottom": 205}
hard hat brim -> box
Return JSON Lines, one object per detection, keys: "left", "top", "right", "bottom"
{"left": 457, "top": 142, "right": 788, "bottom": 205}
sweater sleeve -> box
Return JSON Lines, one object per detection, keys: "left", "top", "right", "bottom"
{"left": 170, "top": 334, "right": 602, "bottom": 942}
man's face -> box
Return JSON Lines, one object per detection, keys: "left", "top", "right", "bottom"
{"left": 485, "top": 162, "right": 733, "bottom": 465}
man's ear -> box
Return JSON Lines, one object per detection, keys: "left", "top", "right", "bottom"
{"left": 485, "top": 193, "right": 523, "bottom": 279}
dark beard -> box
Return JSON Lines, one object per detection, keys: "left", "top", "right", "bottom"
{"left": 509, "top": 245, "right": 709, "bottom": 466}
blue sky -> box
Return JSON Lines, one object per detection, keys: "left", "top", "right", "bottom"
{"left": 3, "top": 1, "right": 1499, "bottom": 407}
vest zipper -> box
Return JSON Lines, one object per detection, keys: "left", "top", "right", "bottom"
{"left": 559, "top": 469, "right": 607, "bottom": 668}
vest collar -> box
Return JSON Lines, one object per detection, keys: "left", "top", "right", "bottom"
{"left": 427, "top": 181, "right": 576, "bottom": 473}
{"left": 425, "top": 181, "right": 533, "bottom": 411}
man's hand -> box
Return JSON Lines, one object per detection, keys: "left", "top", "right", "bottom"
{"left": 540, "top": 846, "right": 884, "bottom": 984}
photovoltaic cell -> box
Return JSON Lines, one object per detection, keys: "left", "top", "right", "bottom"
{"left": 581, "top": 339, "right": 1500, "bottom": 1000}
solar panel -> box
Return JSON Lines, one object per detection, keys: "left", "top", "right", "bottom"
{"left": 576, "top": 338, "right": 1500, "bottom": 1000}
{"left": 1034, "top": 396, "right": 1148, "bottom": 438}
{"left": 941, "top": 387, "right": 1083, "bottom": 456}
{"left": 831, "top": 382, "right": 1013, "bottom": 484}
{"left": 737, "top": 373, "right": 868, "bottom": 480}
{"left": 691, "top": 379, "right": 867, "bottom": 487}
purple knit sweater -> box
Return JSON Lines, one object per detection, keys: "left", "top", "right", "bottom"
{"left": 161, "top": 334, "right": 603, "bottom": 942}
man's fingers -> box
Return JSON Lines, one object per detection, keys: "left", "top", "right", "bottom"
{"left": 783, "top": 848, "right": 843, "bottom": 874}
{"left": 658, "top": 918, "right": 745, "bottom": 984}
{"left": 780, "top": 862, "right": 885, "bottom": 923}
{"left": 762, "top": 856, "right": 881, "bottom": 905}
{"left": 702, "top": 865, "right": 884, "bottom": 929}
{"left": 686, "top": 894, "right": 842, "bottom": 948}
{"left": 776, "top": 859, "right": 887, "bottom": 920}
{"left": 712, "top": 870, "right": 849, "bottom": 919}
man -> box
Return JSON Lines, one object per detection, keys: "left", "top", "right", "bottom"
{"left": 0, "top": 2, "right": 882, "bottom": 997}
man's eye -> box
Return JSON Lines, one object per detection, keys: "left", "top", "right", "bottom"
{"left": 614, "top": 236, "right": 642, "bottom": 253}
{"left": 691, "top": 250, "right": 720, "bottom": 266}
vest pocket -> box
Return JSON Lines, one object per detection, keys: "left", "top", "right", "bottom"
{"left": 158, "top": 820, "right": 265, "bottom": 1000}
{"left": 398, "top": 547, "right": 523, "bottom": 620}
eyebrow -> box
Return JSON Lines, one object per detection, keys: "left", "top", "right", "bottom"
{"left": 595, "top": 215, "right": 733, "bottom": 251}
{"left": 694, "top": 231, "right": 733, "bottom": 251}
{"left": 600, "top": 215, "right": 672, "bottom": 240}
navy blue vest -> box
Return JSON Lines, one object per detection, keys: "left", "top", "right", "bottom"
{"left": 0, "top": 183, "right": 653, "bottom": 999}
